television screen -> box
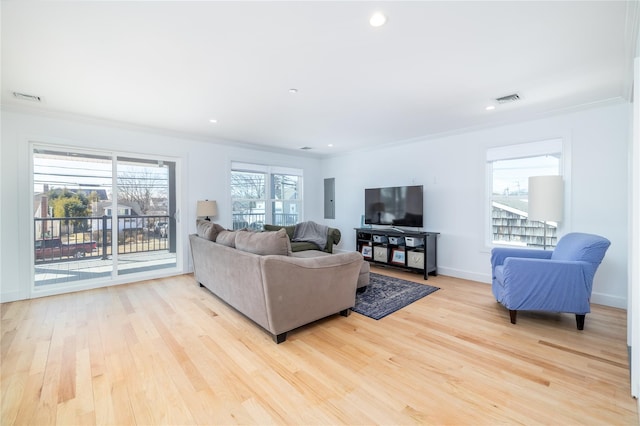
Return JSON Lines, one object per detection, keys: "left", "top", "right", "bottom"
{"left": 364, "top": 185, "right": 423, "bottom": 227}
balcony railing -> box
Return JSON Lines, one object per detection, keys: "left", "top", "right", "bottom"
{"left": 34, "top": 215, "right": 171, "bottom": 263}
{"left": 231, "top": 213, "right": 299, "bottom": 230}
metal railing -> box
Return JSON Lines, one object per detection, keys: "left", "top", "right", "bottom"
{"left": 231, "top": 213, "right": 299, "bottom": 230}
{"left": 34, "top": 215, "right": 170, "bottom": 263}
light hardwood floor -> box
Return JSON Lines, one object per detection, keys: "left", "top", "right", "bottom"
{"left": 1, "top": 267, "right": 638, "bottom": 425}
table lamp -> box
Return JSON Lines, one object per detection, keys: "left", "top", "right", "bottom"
{"left": 196, "top": 200, "right": 218, "bottom": 221}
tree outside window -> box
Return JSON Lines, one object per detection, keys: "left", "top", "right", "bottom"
{"left": 231, "top": 163, "right": 303, "bottom": 229}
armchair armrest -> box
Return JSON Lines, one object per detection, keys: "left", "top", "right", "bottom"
{"left": 501, "top": 258, "right": 592, "bottom": 313}
{"left": 491, "top": 247, "right": 552, "bottom": 269}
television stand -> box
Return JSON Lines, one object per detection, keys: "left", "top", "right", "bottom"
{"left": 355, "top": 228, "right": 439, "bottom": 280}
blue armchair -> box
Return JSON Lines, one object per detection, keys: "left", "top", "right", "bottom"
{"left": 491, "top": 233, "right": 610, "bottom": 330}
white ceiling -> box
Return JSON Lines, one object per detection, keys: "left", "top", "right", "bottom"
{"left": 2, "top": 1, "right": 637, "bottom": 156}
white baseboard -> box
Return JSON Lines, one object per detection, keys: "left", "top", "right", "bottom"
{"left": 592, "top": 291, "right": 627, "bottom": 309}
{"left": 337, "top": 251, "right": 627, "bottom": 310}
{"left": 439, "top": 269, "right": 627, "bottom": 309}
{"left": 436, "top": 266, "right": 492, "bottom": 284}
{"left": 0, "top": 290, "right": 24, "bottom": 303}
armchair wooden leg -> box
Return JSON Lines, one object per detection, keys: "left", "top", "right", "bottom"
{"left": 509, "top": 310, "right": 517, "bottom": 324}
{"left": 576, "top": 314, "right": 585, "bottom": 330}
{"left": 340, "top": 308, "right": 351, "bottom": 317}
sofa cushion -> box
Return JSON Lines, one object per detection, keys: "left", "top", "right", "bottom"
{"left": 290, "top": 249, "right": 329, "bottom": 259}
{"left": 216, "top": 230, "right": 237, "bottom": 248}
{"left": 291, "top": 241, "right": 323, "bottom": 252}
{"left": 196, "top": 220, "right": 225, "bottom": 241}
{"left": 236, "top": 228, "right": 292, "bottom": 256}
{"left": 263, "top": 224, "right": 295, "bottom": 240}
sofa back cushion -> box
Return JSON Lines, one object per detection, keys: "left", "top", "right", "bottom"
{"left": 216, "top": 230, "right": 238, "bottom": 248}
{"left": 196, "top": 220, "right": 225, "bottom": 241}
{"left": 235, "top": 228, "right": 292, "bottom": 256}
{"left": 263, "top": 224, "right": 295, "bottom": 240}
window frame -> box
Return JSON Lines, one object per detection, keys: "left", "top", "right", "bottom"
{"left": 230, "top": 161, "right": 303, "bottom": 228}
{"left": 30, "top": 142, "right": 182, "bottom": 297}
{"left": 485, "top": 138, "right": 568, "bottom": 249}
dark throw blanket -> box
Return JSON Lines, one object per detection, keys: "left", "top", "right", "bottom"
{"left": 292, "top": 221, "right": 328, "bottom": 250}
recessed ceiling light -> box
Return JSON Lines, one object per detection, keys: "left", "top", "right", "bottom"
{"left": 327, "top": 144, "right": 334, "bottom": 147}
{"left": 209, "top": 119, "right": 218, "bottom": 123}
{"left": 289, "top": 88, "right": 298, "bottom": 94}
{"left": 485, "top": 105, "right": 496, "bottom": 111}
{"left": 370, "top": 12, "right": 387, "bottom": 27}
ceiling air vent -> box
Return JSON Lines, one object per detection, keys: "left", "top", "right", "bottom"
{"left": 13, "top": 92, "right": 42, "bottom": 102}
{"left": 495, "top": 93, "right": 520, "bottom": 104}
{"left": 300, "top": 146, "right": 312, "bottom": 150}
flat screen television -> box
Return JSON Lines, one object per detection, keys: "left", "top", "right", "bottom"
{"left": 364, "top": 185, "right": 423, "bottom": 227}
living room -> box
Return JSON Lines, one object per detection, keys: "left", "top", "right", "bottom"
{"left": 2, "top": 1, "right": 640, "bottom": 424}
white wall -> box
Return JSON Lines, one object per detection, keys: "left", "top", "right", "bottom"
{"left": 629, "top": 57, "right": 640, "bottom": 399}
{"left": 1, "top": 103, "right": 630, "bottom": 308}
{"left": 321, "top": 102, "right": 630, "bottom": 308}
{"left": 0, "top": 108, "right": 322, "bottom": 302}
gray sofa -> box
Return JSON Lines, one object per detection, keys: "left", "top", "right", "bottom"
{"left": 189, "top": 221, "right": 364, "bottom": 343}
{"left": 263, "top": 223, "right": 341, "bottom": 253}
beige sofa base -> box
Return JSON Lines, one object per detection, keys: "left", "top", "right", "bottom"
{"left": 196, "top": 279, "right": 353, "bottom": 343}
{"left": 189, "top": 234, "right": 364, "bottom": 343}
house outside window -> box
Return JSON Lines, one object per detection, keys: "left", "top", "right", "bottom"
{"left": 487, "top": 139, "right": 563, "bottom": 248}
{"left": 231, "top": 162, "right": 303, "bottom": 230}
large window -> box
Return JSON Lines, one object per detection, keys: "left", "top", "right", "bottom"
{"left": 487, "top": 139, "right": 563, "bottom": 248}
{"left": 231, "top": 162, "right": 303, "bottom": 230}
{"left": 32, "top": 146, "right": 179, "bottom": 289}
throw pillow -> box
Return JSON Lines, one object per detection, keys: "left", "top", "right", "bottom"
{"left": 196, "top": 220, "right": 224, "bottom": 241}
{"left": 216, "top": 230, "right": 237, "bottom": 248}
{"left": 235, "top": 228, "right": 292, "bottom": 256}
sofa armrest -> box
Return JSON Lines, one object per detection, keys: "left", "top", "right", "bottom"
{"left": 325, "top": 227, "right": 341, "bottom": 253}
{"left": 259, "top": 252, "right": 361, "bottom": 335}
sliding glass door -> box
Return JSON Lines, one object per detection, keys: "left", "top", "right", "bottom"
{"left": 32, "top": 146, "right": 178, "bottom": 289}
{"left": 115, "top": 156, "right": 176, "bottom": 276}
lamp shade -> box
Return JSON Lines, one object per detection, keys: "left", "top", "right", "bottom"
{"left": 196, "top": 200, "right": 218, "bottom": 219}
{"left": 528, "top": 175, "right": 563, "bottom": 222}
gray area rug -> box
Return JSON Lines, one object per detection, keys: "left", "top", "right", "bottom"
{"left": 353, "top": 273, "right": 440, "bottom": 320}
